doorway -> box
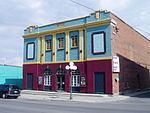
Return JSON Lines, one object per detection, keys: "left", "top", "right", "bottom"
{"left": 94, "top": 72, "right": 105, "bottom": 93}
{"left": 57, "top": 76, "right": 65, "bottom": 91}
{"left": 27, "top": 73, "right": 33, "bottom": 90}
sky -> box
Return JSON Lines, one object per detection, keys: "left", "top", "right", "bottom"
{"left": 0, "top": 0, "right": 150, "bottom": 66}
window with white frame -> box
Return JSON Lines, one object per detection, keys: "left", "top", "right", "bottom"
{"left": 72, "top": 75, "right": 80, "bottom": 87}
{"left": 46, "top": 40, "right": 52, "bottom": 51}
{"left": 26, "top": 42, "right": 35, "bottom": 60}
{"left": 44, "top": 75, "right": 51, "bottom": 86}
{"left": 92, "top": 32, "right": 106, "bottom": 54}
{"left": 71, "top": 36, "right": 78, "bottom": 48}
{"left": 71, "top": 69, "right": 80, "bottom": 87}
{"left": 58, "top": 38, "right": 64, "bottom": 49}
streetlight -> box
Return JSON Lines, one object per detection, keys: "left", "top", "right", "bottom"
{"left": 65, "top": 62, "right": 77, "bottom": 100}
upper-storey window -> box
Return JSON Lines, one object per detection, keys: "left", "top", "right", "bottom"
{"left": 71, "top": 35, "right": 78, "bottom": 48}
{"left": 26, "top": 42, "right": 35, "bottom": 60}
{"left": 46, "top": 40, "right": 52, "bottom": 51}
{"left": 58, "top": 38, "right": 64, "bottom": 49}
{"left": 92, "top": 32, "right": 106, "bottom": 54}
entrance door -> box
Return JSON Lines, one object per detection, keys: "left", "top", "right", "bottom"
{"left": 57, "top": 76, "right": 65, "bottom": 90}
{"left": 27, "top": 73, "right": 33, "bottom": 90}
{"left": 94, "top": 72, "right": 105, "bottom": 93}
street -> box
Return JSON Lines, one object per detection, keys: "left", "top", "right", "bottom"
{"left": 0, "top": 92, "right": 150, "bottom": 113}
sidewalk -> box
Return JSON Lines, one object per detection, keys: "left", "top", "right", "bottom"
{"left": 18, "top": 90, "right": 147, "bottom": 103}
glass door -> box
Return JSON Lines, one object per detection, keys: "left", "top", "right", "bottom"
{"left": 57, "top": 76, "right": 65, "bottom": 90}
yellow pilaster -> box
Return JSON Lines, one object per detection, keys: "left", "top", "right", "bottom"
{"left": 52, "top": 34, "right": 56, "bottom": 62}
{"left": 65, "top": 31, "right": 70, "bottom": 61}
{"left": 41, "top": 36, "right": 45, "bottom": 63}
{"left": 38, "top": 36, "right": 41, "bottom": 62}
{"left": 79, "top": 30, "right": 84, "bottom": 60}
{"left": 38, "top": 36, "right": 45, "bottom": 63}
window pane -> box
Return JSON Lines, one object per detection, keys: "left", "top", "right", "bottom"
{"left": 46, "top": 40, "right": 52, "bottom": 50}
{"left": 72, "top": 36, "right": 78, "bottom": 48}
{"left": 92, "top": 32, "right": 105, "bottom": 54}
{"left": 58, "top": 38, "right": 64, "bottom": 49}
{"left": 72, "top": 75, "right": 80, "bottom": 87}
{"left": 27, "top": 43, "right": 34, "bottom": 59}
{"left": 44, "top": 75, "right": 51, "bottom": 86}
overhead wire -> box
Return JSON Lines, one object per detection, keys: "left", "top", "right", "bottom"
{"left": 69, "top": 0, "right": 150, "bottom": 39}
{"left": 69, "top": 0, "right": 95, "bottom": 11}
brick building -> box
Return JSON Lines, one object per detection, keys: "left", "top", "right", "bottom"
{"left": 23, "top": 10, "right": 150, "bottom": 94}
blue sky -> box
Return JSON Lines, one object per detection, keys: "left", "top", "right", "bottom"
{"left": 0, "top": 0, "right": 150, "bottom": 66}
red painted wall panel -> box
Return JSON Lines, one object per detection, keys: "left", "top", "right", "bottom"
{"left": 23, "top": 59, "right": 112, "bottom": 93}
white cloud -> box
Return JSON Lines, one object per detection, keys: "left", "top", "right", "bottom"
{"left": 0, "top": 0, "right": 149, "bottom": 66}
{"left": 100, "top": 0, "right": 131, "bottom": 11}
{"left": 18, "top": 0, "right": 42, "bottom": 9}
{"left": 0, "top": 57, "right": 23, "bottom": 66}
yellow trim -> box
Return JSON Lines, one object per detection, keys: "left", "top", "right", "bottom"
{"left": 86, "top": 56, "right": 112, "bottom": 61}
{"left": 23, "top": 19, "right": 111, "bottom": 39}
{"left": 41, "top": 36, "right": 45, "bottom": 62}
{"left": 38, "top": 38, "right": 41, "bottom": 62}
{"left": 65, "top": 31, "right": 70, "bottom": 61}
{"left": 52, "top": 34, "right": 56, "bottom": 62}
{"left": 79, "top": 30, "right": 84, "bottom": 60}
{"left": 38, "top": 37, "right": 41, "bottom": 62}
{"left": 24, "top": 10, "right": 110, "bottom": 30}
{"left": 23, "top": 62, "right": 40, "bottom": 65}
{"left": 23, "top": 56, "right": 112, "bottom": 65}
{"left": 84, "top": 29, "right": 87, "bottom": 60}
{"left": 57, "top": 48, "right": 64, "bottom": 50}
{"left": 71, "top": 46, "right": 78, "bottom": 49}
{"left": 46, "top": 49, "right": 52, "bottom": 51}
{"left": 38, "top": 36, "right": 45, "bottom": 63}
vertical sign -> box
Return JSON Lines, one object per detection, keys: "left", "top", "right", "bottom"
{"left": 38, "top": 76, "right": 43, "bottom": 85}
{"left": 112, "top": 56, "right": 120, "bottom": 72}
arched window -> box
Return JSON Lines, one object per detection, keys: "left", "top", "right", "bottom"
{"left": 56, "top": 67, "right": 66, "bottom": 76}
{"left": 43, "top": 67, "right": 52, "bottom": 86}
{"left": 72, "top": 69, "right": 80, "bottom": 87}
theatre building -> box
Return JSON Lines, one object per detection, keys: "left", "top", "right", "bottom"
{"left": 23, "top": 10, "right": 150, "bottom": 94}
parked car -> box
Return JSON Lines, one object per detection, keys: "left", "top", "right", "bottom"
{"left": 0, "top": 84, "right": 21, "bottom": 99}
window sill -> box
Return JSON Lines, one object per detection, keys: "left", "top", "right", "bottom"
{"left": 71, "top": 46, "right": 78, "bottom": 49}
{"left": 58, "top": 48, "right": 64, "bottom": 50}
{"left": 92, "top": 51, "right": 106, "bottom": 55}
{"left": 46, "top": 49, "right": 52, "bottom": 52}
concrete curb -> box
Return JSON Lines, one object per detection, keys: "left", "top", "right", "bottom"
{"left": 19, "top": 90, "right": 150, "bottom": 103}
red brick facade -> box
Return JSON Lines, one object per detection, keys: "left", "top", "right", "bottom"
{"left": 111, "top": 13, "right": 150, "bottom": 94}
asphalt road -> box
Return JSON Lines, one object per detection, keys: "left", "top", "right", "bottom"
{"left": 0, "top": 92, "right": 150, "bottom": 113}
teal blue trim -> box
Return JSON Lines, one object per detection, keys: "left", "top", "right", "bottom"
{"left": 56, "top": 33, "right": 66, "bottom": 61}
{"left": 0, "top": 65, "right": 22, "bottom": 88}
{"left": 24, "top": 11, "right": 111, "bottom": 35}
{"left": 86, "top": 25, "right": 112, "bottom": 58}
{"left": 70, "top": 31, "right": 79, "bottom": 60}
{"left": 24, "top": 37, "right": 38, "bottom": 63}
{"left": 45, "top": 35, "right": 53, "bottom": 62}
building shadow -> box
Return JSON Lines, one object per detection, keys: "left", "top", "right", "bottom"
{"left": 117, "top": 54, "right": 150, "bottom": 96}
{"left": 131, "top": 91, "right": 150, "bottom": 98}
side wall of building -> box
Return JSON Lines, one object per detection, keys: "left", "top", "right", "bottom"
{"left": 0, "top": 65, "right": 22, "bottom": 88}
{"left": 111, "top": 13, "right": 150, "bottom": 94}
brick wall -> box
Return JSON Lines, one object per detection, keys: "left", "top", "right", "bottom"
{"left": 111, "top": 13, "right": 150, "bottom": 94}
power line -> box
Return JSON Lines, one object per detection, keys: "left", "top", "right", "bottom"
{"left": 69, "top": 0, "right": 150, "bottom": 38}
{"left": 132, "top": 26, "right": 150, "bottom": 35}
{"left": 69, "top": 0, "right": 95, "bottom": 11}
